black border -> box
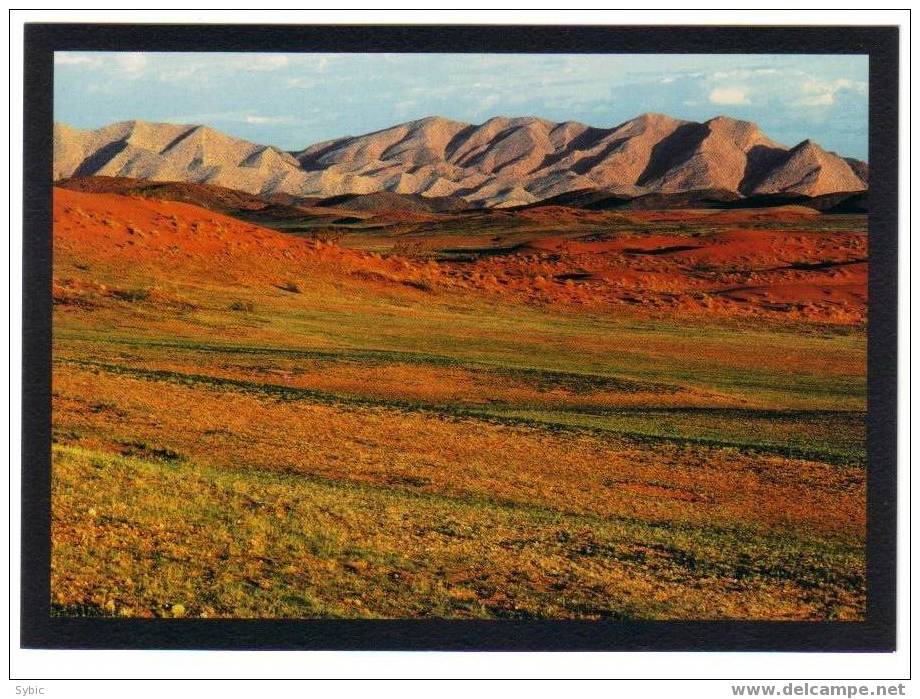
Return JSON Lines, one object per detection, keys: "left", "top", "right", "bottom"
{"left": 21, "top": 23, "right": 899, "bottom": 652}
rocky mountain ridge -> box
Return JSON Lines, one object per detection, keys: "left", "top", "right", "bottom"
{"left": 54, "top": 113, "right": 868, "bottom": 207}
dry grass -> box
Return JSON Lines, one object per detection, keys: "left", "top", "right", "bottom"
{"left": 52, "top": 445, "right": 864, "bottom": 620}
{"left": 50, "top": 188, "right": 868, "bottom": 619}
{"left": 52, "top": 366, "right": 864, "bottom": 537}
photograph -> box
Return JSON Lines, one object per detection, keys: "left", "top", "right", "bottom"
{"left": 46, "top": 47, "right": 874, "bottom": 624}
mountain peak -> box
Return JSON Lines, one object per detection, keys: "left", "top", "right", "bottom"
{"left": 633, "top": 111, "right": 677, "bottom": 123}
{"left": 413, "top": 115, "right": 462, "bottom": 125}
{"left": 706, "top": 114, "right": 750, "bottom": 125}
{"left": 750, "top": 138, "right": 867, "bottom": 196}
{"left": 625, "top": 112, "right": 683, "bottom": 127}
{"left": 406, "top": 115, "right": 467, "bottom": 132}
{"left": 786, "top": 139, "right": 832, "bottom": 161}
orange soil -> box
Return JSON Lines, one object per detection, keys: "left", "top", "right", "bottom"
{"left": 53, "top": 366, "right": 865, "bottom": 537}
{"left": 53, "top": 188, "right": 868, "bottom": 325}
{"left": 54, "top": 188, "right": 359, "bottom": 272}
{"left": 481, "top": 222, "right": 866, "bottom": 323}
{"left": 53, "top": 188, "right": 423, "bottom": 301}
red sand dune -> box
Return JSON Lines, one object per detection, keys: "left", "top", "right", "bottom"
{"left": 55, "top": 188, "right": 363, "bottom": 274}
{"left": 53, "top": 188, "right": 867, "bottom": 325}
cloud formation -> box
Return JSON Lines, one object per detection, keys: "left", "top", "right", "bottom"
{"left": 708, "top": 87, "right": 750, "bottom": 105}
{"left": 55, "top": 51, "right": 147, "bottom": 78}
{"left": 115, "top": 53, "right": 147, "bottom": 79}
{"left": 244, "top": 115, "right": 294, "bottom": 125}
{"left": 797, "top": 77, "right": 866, "bottom": 107}
{"left": 54, "top": 53, "right": 98, "bottom": 66}
{"left": 53, "top": 52, "right": 869, "bottom": 159}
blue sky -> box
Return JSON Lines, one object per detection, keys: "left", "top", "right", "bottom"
{"left": 54, "top": 52, "right": 869, "bottom": 160}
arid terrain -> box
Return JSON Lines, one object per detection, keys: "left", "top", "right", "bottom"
{"left": 51, "top": 113, "right": 867, "bottom": 620}
{"left": 54, "top": 114, "right": 867, "bottom": 207}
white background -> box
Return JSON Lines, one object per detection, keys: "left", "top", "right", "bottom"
{"left": 5, "top": 8, "right": 912, "bottom": 692}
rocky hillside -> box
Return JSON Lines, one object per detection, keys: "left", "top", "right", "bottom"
{"left": 54, "top": 114, "right": 868, "bottom": 207}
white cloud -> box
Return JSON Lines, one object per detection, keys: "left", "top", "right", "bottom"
{"left": 54, "top": 53, "right": 100, "bottom": 67}
{"left": 472, "top": 94, "right": 501, "bottom": 115}
{"left": 115, "top": 53, "right": 148, "bottom": 78}
{"left": 710, "top": 68, "right": 780, "bottom": 80}
{"left": 286, "top": 76, "right": 321, "bottom": 90}
{"left": 155, "top": 65, "right": 200, "bottom": 84}
{"left": 57, "top": 52, "right": 312, "bottom": 84}
{"left": 241, "top": 55, "right": 290, "bottom": 72}
{"left": 56, "top": 52, "right": 147, "bottom": 78}
{"left": 708, "top": 87, "right": 750, "bottom": 105}
{"left": 152, "top": 53, "right": 320, "bottom": 84}
{"left": 163, "top": 110, "right": 295, "bottom": 127}
{"left": 799, "top": 93, "right": 835, "bottom": 107}
{"left": 797, "top": 76, "right": 867, "bottom": 107}
{"left": 244, "top": 115, "right": 293, "bottom": 125}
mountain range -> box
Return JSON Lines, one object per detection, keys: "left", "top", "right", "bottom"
{"left": 53, "top": 113, "right": 868, "bottom": 208}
